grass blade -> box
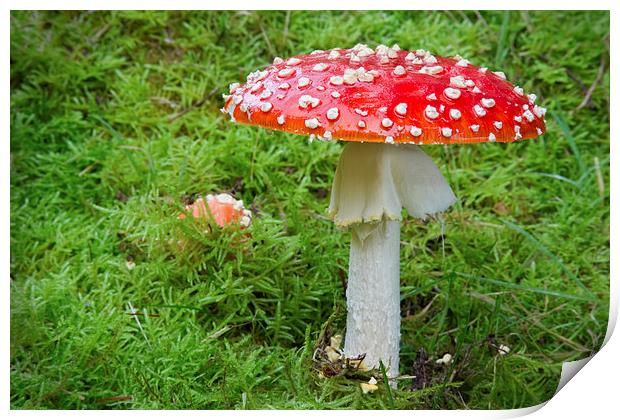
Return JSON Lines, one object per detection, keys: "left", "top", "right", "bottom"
{"left": 553, "top": 111, "right": 586, "bottom": 175}
{"left": 495, "top": 11, "right": 511, "bottom": 66}
{"left": 528, "top": 172, "right": 579, "bottom": 187}
{"left": 127, "top": 301, "right": 153, "bottom": 351}
{"left": 500, "top": 220, "right": 597, "bottom": 300}
{"left": 378, "top": 360, "right": 395, "bottom": 409}
{"left": 455, "top": 272, "right": 596, "bottom": 302}
{"left": 576, "top": 156, "right": 610, "bottom": 187}
{"left": 432, "top": 272, "right": 455, "bottom": 349}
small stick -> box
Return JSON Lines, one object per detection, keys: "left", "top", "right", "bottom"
{"left": 96, "top": 395, "right": 133, "bottom": 403}
{"left": 576, "top": 53, "right": 607, "bottom": 111}
{"left": 474, "top": 10, "right": 489, "bottom": 28}
{"left": 283, "top": 11, "right": 291, "bottom": 42}
{"left": 520, "top": 11, "right": 533, "bottom": 32}
{"left": 439, "top": 213, "right": 446, "bottom": 260}
{"left": 537, "top": 54, "right": 588, "bottom": 94}
{"left": 89, "top": 22, "right": 112, "bottom": 45}
{"left": 456, "top": 10, "right": 473, "bottom": 25}
{"left": 258, "top": 18, "right": 276, "bottom": 58}
{"left": 126, "top": 312, "right": 160, "bottom": 318}
{"left": 442, "top": 10, "right": 460, "bottom": 25}
{"left": 167, "top": 87, "right": 218, "bottom": 122}
{"left": 593, "top": 157, "right": 605, "bottom": 197}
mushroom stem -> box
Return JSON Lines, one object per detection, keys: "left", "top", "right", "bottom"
{"left": 329, "top": 142, "right": 457, "bottom": 383}
{"left": 345, "top": 219, "right": 401, "bottom": 381}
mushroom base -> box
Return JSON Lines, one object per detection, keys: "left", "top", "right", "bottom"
{"left": 344, "top": 219, "right": 401, "bottom": 381}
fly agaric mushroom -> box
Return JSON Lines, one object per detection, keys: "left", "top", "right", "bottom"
{"left": 222, "top": 44, "right": 546, "bottom": 381}
{"left": 179, "top": 193, "right": 252, "bottom": 229}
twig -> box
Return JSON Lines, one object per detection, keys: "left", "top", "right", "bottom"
{"left": 593, "top": 157, "right": 605, "bottom": 197}
{"left": 403, "top": 294, "right": 439, "bottom": 321}
{"left": 150, "top": 96, "right": 179, "bottom": 109}
{"left": 576, "top": 52, "right": 607, "bottom": 111}
{"left": 473, "top": 10, "right": 489, "bottom": 28}
{"left": 520, "top": 11, "right": 533, "bottom": 32}
{"left": 537, "top": 54, "right": 588, "bottom": 94}
{"left": 442, "top": 10, "right": 460, "bottom": 25}
{"left": 283, "top": 11, "right": 291, "bottom": 43}
{"left": 167, "top": 87, "right": 219, "bottom": 122}
{"left": 79, "top": 164, "right": 97, "bottom": 177}
{"left": 89, "top": 22, "right": 111, "bottom": 45}
{"left": 510, "top": 300, "right": 591, "bottom": 353}
{"left": 525, "top": 14, "right": 602, "bottom": 98}
{"left": 96, "top": 395, "right": 133, "bottom": 403}
{"left": 258, "top": 17, "right": 276, "bottom": 58}
{"left": 455, "top": 10, "right": 473, "bottom": 25}
{"left": 126, "top": 311, "right": 160, "bottom": 318}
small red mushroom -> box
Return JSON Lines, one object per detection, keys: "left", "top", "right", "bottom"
{"left": 222, "top": 44, "right": 546, "bottom": 383}
{"left": 179, "top": 193, "right": 252, "bottom": 229}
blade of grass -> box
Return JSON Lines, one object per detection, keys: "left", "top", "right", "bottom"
{"left": 456, "top": 272, "right": 596, "bottom": 302}
{"left": 528, "top": 156, "right": 609, "bottom": 190}
{"left": 501, "top": 220, "right": 596, "bottom": 300}
{"left": 552, "top": 111, "right": 586, "bottom": 175}
{"left": 528, "top": 172, "right": 579, "bottom": 187}
{"left": 432, "top": 272, "right": 455, "bottom": 349}
{"left": 378, "top": 360, "right": 395, "bottom": 409}
{"left": 127, "top": 301, "right": 153, "bottom": 351}
{"left": 90, "top": 114, "right": 123, "bottom": 141}
{"left": 494, "top": 11, "right": 511, "bottom": 66}
{"left": 576, "top": 156, "right": 610, "bottom": 187}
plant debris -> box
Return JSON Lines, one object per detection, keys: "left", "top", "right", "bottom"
{"left": 312, "top": 333, "right": 371, "bottom": 379}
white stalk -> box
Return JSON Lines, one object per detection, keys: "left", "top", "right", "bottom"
{"left": 345, "top": 220, "right": 401, "bottom": 380}
{"left": 328, "top": 142, "right": 457, "bottom": 382}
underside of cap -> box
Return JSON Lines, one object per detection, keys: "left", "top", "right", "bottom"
{"left": 328, "top": 142, "right": 457, "bottom": 227}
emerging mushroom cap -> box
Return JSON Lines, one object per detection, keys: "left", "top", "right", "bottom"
{"left": 222, "top": 44, "right": 546, "bottom": 144}
{"left": 179, "top": 193, "right": 252, "bottom": 228}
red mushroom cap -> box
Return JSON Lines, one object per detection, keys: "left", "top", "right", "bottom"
{"left": 222, "top": 44, "right": 546, "bottom": 144}
{"left": 179, "top": 193, "right": 252, "bottom": 228}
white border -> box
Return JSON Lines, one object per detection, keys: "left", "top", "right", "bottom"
{"left": 2, "top": 1, "right": 616, "bottom": 11}
{"left": 4, "top": 1, "right": 616, "bottom": 418}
